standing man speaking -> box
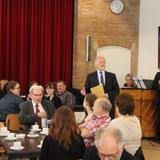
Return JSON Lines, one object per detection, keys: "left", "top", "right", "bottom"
{"left": 83, "top": 56, "right": 119, "bottom": 119}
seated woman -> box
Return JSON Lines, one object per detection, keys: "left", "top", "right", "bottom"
{"left": 44, "top": 82, "right": 62, "bottom": 109}
{"left": 39, "top": 106, "right": 86, "bottom": 160}
{"left": 109, "top": 93, "right": 144, "bottom": 159}
{"left": 124, "top": 73, "right": 137, "bottom": 88}
{"left": 83, "top": 93, "right": 97, "bottom": 122}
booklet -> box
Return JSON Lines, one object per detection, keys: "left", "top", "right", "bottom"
{"left": 91, "top": 84, "right": 105, "bottom": 97}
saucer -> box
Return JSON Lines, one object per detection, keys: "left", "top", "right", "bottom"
{"left": 5, "top": 137, "right": 17, "bottom": 141}
{"left": 40, "top": 131, "right": 48, "bottom": 135}
{"left": 27, "top": 134, "right": 39, "bottom": 138}
{"left": 30, "top": 128, "right": 41, "bottom": 132}
{"left": 10, "top": 146, "right": 24, "bottom": 151}
{"left": 37, "top": 144, "right": 42, "bottom": 148}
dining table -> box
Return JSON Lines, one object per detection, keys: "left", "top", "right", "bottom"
{"left": 0, "top": 129, "right": 46, "bottom": 160}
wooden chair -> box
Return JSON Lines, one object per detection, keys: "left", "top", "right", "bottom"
{"left": 6, "top": 113, "right": 20, "bottom": 131}
{"left": 0, "top": 122, "right": 6, "bottom": 158}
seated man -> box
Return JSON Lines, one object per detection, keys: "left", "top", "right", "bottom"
{"left": 19, "top": 85, "right": 55, "bottom": 130}
{"left": 0, "top": 80, "right": 23, "bottom": 121}
{"left": 56, "top": 80, "right": 75, "bottom": 107}
{"left": 79, "top": 97, "right": 112, "bottom": 147}
{"left": 95, "top": 126, "right": 136, "bottom": 160}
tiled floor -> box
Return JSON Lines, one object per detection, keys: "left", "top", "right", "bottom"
{"left": 142, "top": 139, "right": 160, "bottom": 160}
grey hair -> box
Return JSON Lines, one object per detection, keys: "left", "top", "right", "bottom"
{"left": 95, "top": 126, "right": 123, "bottom": 148}
{"left": 29, "top": 85, "right": 44, "bottom": 94}
{"left": 96, "top": 97, "right": 112, "bottom": 112}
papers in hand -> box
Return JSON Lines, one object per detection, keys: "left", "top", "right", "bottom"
{"left": 91, "top": 84, "right": 105, "bottom": 97}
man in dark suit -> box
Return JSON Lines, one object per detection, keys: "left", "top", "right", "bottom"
{"left": 84, "top": 56, "right": 119, "bottom": 118}
{"left": 19, "top": 85, "right": 55, "bottom": 130}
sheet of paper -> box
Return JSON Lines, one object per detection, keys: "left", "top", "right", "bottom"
{"left": 91, "top": 84, "right": 105, "bottom": 97}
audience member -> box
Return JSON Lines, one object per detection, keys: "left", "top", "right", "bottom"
{"left": 19, "top": 85, "right": 55, "bottom": 130}
{"left": 44, "top": 82, "right": 62, "bottom": 109}
{"left": 152, "top": 71, "right": 160, "bottom": 140}
{"left": 56, "top": 80, "right": 75, "bottom": 107}
{"left": 0, "top": 79, "right": 8, "bottom": 98}
{"left": 83, "top": 93, "right": 97, "bottom": 122}
{"left": 124, "top": 73, "right": 137, "bottom": 88}
{"left": 80, "top": 97, "right": 112, "bottom": 147}
{"left": 0, "top": 80, "right": 23, "bottom": 121}
{"left": 39, "top": 106, "right": 86, "bottom": 160}
{"left": 83, "top": 56, "right": 119, "bottom": 119}
{"left": 95, "top": 126, "right": 136, "bottom": 160}
{"left": 109, "top": 93, "right": 144, "bottom": 159}
{"left": 27, "top": 81, "right": 39, "bottom": 101}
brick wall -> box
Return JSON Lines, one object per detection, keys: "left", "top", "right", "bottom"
{"left": 73, "top": 0, "right": 140, "bottom": 89}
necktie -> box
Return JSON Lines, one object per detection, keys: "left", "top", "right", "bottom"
{"left": 35, "top": 104, "right": 42, "bottom": 128}
{"left": 100, "top": 72, "right": 105, "bottom": 86}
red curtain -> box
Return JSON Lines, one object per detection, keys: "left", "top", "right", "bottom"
{"left": 0, "top": 0, "right": 74, "bottom": 93}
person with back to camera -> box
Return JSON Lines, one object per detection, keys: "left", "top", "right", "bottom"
{"left": 82, "top": 56, "right": 119, "bottom": 119}
{"left": 124, "top": 73, "right": 137, "bottom": 88}
{"left": 39, "top": 106, "right": 86, "bottom": 160}
{"left": 109, "top": 93, "right": 144, "bottom": 159}
{"left": 83, "top": 93, "right": 97, "bottom": 122}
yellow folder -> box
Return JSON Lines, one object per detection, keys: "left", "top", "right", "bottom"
{"left": 91, "top": 84, "right": 105, "bottom": 97}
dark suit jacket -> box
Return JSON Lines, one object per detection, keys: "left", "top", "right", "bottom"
{"left": 85, "top": 71, "right": 119, "bottom": 103}
{"left": 19, "top": 100, "right": 55, "bottom": 130}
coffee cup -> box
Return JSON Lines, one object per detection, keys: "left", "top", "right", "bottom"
{"left": 42, "top": 127, "right": 48, "bottom": 134}
{"left": 16, "top": 134, "right": 25, "bottom": 139}
{"left": 32, "top": 124, "right": 39, "bottom": 130}
{"left": 13, "top": 141, "right": 21, "bottom": 148}
{"left": 40, "top": 140, "right": 43, "bottom": 146}
{"left": 7, "top": 133, "right": 15, "bottom": 139}
{"left": 0, "top": 127, "right": 8, "bottom": 133}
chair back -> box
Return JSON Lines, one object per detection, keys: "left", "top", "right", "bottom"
{"left": 6, "top": 114, "right": 20, "bottom": 131}
{"left": 0, "top": 122, "right": 5, "bottom": 128}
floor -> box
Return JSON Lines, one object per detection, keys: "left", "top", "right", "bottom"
{"left": 142, "top": 138, "right": 160, "bottom": 160}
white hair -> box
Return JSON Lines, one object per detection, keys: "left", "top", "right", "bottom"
{"left": 29, "top": 85, "right": 44, "bottom": 94}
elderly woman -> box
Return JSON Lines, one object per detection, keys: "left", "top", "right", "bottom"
{"left": 109, "top": 93, "right": 144, "bottom": 159}
{"left": 124, "top": 73, "right": 137, "bottom": 88}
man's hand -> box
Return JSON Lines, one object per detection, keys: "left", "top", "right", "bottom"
{"left": 37, "top": 112, "right": 47, "bottom": 118}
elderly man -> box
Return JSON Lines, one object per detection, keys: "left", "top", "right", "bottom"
{"left": 83, "top": 56, "right": 119, "bottom": 119}
{"left": 56, "top": 80, "right": 75, "bottom": 107}
{"left": 95, "top": 126, "right": 135, "bottom": 160}
{"left": 80, "top": 97, "right": 112, "bottom": 147}
{"left": 19, "top": 85, "right": 55, "bottom": 130}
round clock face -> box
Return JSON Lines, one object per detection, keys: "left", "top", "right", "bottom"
{"left": 110, "top": 0, "right": 124, "bottom": 14}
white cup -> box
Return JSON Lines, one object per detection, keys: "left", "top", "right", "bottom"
{"left": 0, "top": 127, "right": 8, "bottom": 133}
{"left": 42, "top": 127, "right": 48, "bottom": 134}
{"left": 32, "top": 124, "right": 39, "bottom": 130}
{"left": 7, "top": 133, "right": 15, "bottom": 139}
{"left": 13, "top": 142, "right": 21, "bottom": 148}
{"left": 40, "top": 140, "right": 43, "bottom": 146}
{"left": 16, "top": 134, "right": 25, "bottom": 139}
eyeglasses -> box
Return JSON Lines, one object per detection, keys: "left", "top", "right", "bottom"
{"left": 31, "top": 94, "right": 43, "bottom": 97}
{"left": 98, "top": 149, "right": 119, "bottom": 160}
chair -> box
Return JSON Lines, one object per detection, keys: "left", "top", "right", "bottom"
{"left": 6, "top": 114, "right": 20, "bottom": 131}
{"left": 0, "top": 122, "right": 5, "bottom": 158}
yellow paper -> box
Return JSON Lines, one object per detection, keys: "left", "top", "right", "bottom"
{"left": 91, "top": 84, "right": 105, "bottom": 97}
